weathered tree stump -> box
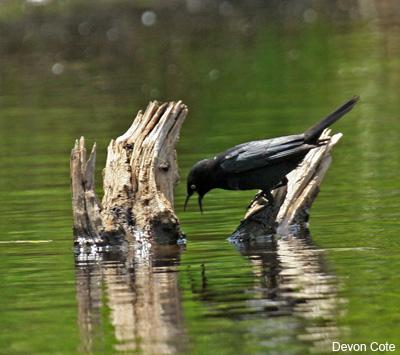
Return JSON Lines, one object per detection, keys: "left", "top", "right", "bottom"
{"left": 71, "top": 101, "right": 188, "bottom": 246}
{"left": 71, "top": 100, "right": 342, "bottom": 247}
{"left": 230, "top": 129, "right": 342, "bottom": 241}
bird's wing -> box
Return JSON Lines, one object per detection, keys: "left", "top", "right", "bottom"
{"left": 219, "top": 134, "right": 314, "bottom": 173}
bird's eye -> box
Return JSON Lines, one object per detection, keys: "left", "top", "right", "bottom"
{"left": 191, "top": 184, "right": 196, "bottom": 190}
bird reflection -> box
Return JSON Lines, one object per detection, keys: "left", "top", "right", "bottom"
{"left": 74, "top": 243, "right": 186, "bottom": 354}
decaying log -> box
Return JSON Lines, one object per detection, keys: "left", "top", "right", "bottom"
{"left": 230, "top": 129, "right": 342, "bottom": 241}
{"left": 71, "top": 101, "right": 188, "bottom": 245}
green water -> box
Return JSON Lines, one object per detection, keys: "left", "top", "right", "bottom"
{"left": 1, "top": 1, "right": 400, "bottom": 354}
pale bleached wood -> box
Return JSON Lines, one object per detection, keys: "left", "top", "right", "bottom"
{"left": 101, "top": 101, "right": 187, "bottom": 241}
{"left": 230, "top": 129, "right": 342, "bottom": 241}
{"left": 71, "top": 101, "right": 188, "bottom": 245}
{"left": 71, "top": 137, "right": 103, "bottom": 242}
{"left": 276, "top": 130, "right": 342, "bottom": 233}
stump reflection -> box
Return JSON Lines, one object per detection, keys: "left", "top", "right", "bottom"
{"left": 235, "top": 231, "right": 341, "bottom": 352}
{"left": 74, "top": 231, "right": 342, "bottom": 354}
{"left": 75, "top": 243, "right": 186, "bottom": 354}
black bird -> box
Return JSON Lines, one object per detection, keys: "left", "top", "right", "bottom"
{"left": 184, "top": 96, "right": 359, "bottom": 212}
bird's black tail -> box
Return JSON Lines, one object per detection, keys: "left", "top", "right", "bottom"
{"left": 304, "top": 95, "right": 360, "bottom": 143}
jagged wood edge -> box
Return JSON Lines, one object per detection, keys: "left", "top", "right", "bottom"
{"left": 230, "top": 129, "right": 342, "bottom": 241}
{"left": 71, "top": 101, "right": 188, "bottom": 245}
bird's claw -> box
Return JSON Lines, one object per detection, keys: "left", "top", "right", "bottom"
{"left": 246, "top": 190, "right": 273, "bottom": 209}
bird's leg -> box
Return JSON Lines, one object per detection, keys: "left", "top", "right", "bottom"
{"left": 272, "top": 177, "right": 288, "bottom": 190}
{"left": 247, "top": 178, "right": 288, "bottom": 209}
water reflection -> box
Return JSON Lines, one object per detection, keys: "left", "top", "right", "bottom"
{"left": 235, "top": 232, "right": 340, "bottom": 352}
{"left": 75, "top": 243, "right": 186, "bottom": 354}
{"left": 74, "top": 229, "right": 341, "bottom": 353}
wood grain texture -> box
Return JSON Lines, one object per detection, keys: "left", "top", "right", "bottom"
{"left": 71, "top": 101, "right": 188, "bottom": 245}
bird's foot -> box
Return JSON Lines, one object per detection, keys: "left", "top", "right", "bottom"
{"left": 247, "top": 191, "right": 263, "bottom": 209}
{"left": 317, "top": 137, "right": 330, "bottom": 146}
{"left": 263, "top": 190, "right": 274, "bottom": 205}
{"left": 246, "top": 190, "right": 274, "bottom": 209}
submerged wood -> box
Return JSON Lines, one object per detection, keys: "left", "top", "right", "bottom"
{"left": 71, "top": 101, "right": 188, "bottom": 245}
{"left": 230, "top": 129, "right": 342, "bottom": 241}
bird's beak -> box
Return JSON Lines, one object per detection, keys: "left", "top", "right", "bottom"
{"left": 198, "top": 195, "right": 203, "bottom": 214}
{"left": 184, "top": 193, "right": 203, "bottom": 214}
{"left": 184, "top": 194, "right": 191, "bottom": 211}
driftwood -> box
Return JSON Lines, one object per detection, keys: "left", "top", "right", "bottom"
{"left": 71, "top": 98, "right": 341, "bottom": 246}
{"left": 71, "top": 101, "right": 188, "bottom": 246}
{"left": 230, "top": 129, "right": 342, "bottom": 241}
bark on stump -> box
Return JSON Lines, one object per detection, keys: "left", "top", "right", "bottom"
{"left": 230, "top": 129, "right": 342, "bottom": 242}
{"left": 71, "top": 101, "right": 188, "bottom": 246}
{"left": 71, "top": 101, "right": 342, "bottom": 246}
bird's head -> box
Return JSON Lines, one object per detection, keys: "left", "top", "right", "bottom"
{"left": 184, "top": 159, "right": 214, "bottom": 213}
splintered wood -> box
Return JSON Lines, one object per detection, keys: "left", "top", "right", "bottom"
{"left": 70, "top": 139, "right": 103, "bottom": 242}
{"left": 72, "top": 103, "right": 340, "bottom": 245}
{"left": 71, "top": 101, "right": 188, "bottom": 244}
{"left": 230, "top": 129, "right": 342, "bottom": 241}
